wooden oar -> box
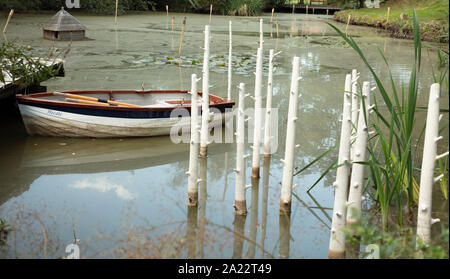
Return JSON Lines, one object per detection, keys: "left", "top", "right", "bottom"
{"left": 54, "top": 92, "right": 141, "bottom": 107}
{"left": 65, "top": 98, "right": 112, "bottom": 106}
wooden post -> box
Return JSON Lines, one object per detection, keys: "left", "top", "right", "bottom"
{"left": 234, "top": 83, "right": 248, "bottom": 215}
{"left": 178, "top": 17, "right": 187, "bottom": 57}
{"left": 313, "top": 7, "right": 315, "bottom": 14}
{"left": 306, "top": 5, "right": 309, "bottom": 16}
{"left": 244, "top": 4, "right": 247, "bottom": 17}
{"left": 270, "top": 8, "right": 274, "bottom": 23}
{"left": 346, "top": 81, "right": 371, "bottom": 227}
{"left": 227, "top": 21, "right": 232, "bottom": 101}
{"left": 200, "top": 25, "right": 211, "bottom": 158}
{"left": 345, "top": 14, "right": 351, "bottom": 36}
{"left": 386, "top": 7, "right": 390, "bottom": 29}
{"left": 114, "top": 0, "right": 118, "bottom": 25}
{"left": 350, "top": 69, "right": 359, "bottom": 163}
{"left": 328, "top": 74, "right": 353, "bottom": 259}
{"left": 327, "top": 9, "right": 329, "bottom": 16}
{"left": 187, "top": 74, "right": 201, "bottom": 207}
{"left": 264, "top": 49, "right": 278, "bottom": 157}
{"left": 166, "top": 5, "right": 169, "bottom": 17}
{"left": 279, "top": 56, "right": 301, "bottom": 215}
{"left": 209, "top": 4, "right": 213, "bottom": 23}
{"left": 416, "top": 83, "right": 448, "bottom": 247}
{"left": 2, "top": 9, "right": 14, "bottom": 34}
{"left": 292, "top": 4, "right": 295, "bottom": 15}
{"left": 251, "top": 47, "right": 263, "bottom": 178}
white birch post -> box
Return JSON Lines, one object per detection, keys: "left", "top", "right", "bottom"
{"left": 200, "top": 25, "right": 211, "bottom": 158}
{"left": 346, "top": 81, "right": 371, "bottom": 226}
{"left": 251, "top": 47, "right": 263, "bottom": 178}
{"left": 227, "top": 21, "right": 232, "bottom": 101}
{"left": 259, "top": 19, "right": 264, "bottom": 51}
{"left": 350, "top": 69, "right": 360, "bottom": 163}
{"left": 416, "top": 83, "right": 448, "bottom": 247}
{"left": 279, "top": 56, "right": 301, "bottom": 215}
{"left": 234, "top": 83, "right": 248, "bottom": 215}
{"left": 263, "top": 49, "right": 278, "bottom": 157}
{"left": 328, "top": 74, "right": 353, "bottom": 259}
{"left": 187, "top": 74, "right": 201, "bottom": 207}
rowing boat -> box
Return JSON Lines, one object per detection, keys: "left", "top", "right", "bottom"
{"left": 16, "top": 90, "right": 234, "bottom": 138}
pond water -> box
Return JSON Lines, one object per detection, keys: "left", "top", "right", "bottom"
{"left": 0, "top": 11, "right": 448, "bottom": 258}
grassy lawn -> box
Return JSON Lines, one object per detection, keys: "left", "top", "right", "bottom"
{"left": 334, "top": 0, "right": 449, "bottom": 42}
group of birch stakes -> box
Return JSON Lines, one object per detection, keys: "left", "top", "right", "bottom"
{"left": 185, "top": 19, "right": 448, "bottom": 259}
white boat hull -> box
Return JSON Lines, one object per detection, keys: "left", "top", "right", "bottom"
{"left": 18, "top": 104, "right": 232, "bottom": 138}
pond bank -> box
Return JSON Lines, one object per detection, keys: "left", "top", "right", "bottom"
{"left": 333, "top": 0, "right": 449, "bottom": 43}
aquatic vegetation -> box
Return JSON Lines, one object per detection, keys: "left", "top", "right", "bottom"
{"left": 0, "top": 42, "right": 66, "bottom": 91}
{"left": 0, "top": 218, "right": 11, "bottom": 246}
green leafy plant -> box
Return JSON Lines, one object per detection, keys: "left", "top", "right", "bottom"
{"left": 1, "top": 42, "right": 66, "bottom": 92}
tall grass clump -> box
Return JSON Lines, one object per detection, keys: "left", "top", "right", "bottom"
{"left": 325, "top": 10, "right": 448, "bottom": 231}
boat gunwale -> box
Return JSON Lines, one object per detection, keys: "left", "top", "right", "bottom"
{"left": 16, "top": 90, "right": 235, "bottom": 112}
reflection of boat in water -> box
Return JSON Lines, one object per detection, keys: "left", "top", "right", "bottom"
{"left": 0, "top": 135, "right": 232, "bottom": 205}
{"left": 16, "top": 90, "right": 234, "bottom": 138}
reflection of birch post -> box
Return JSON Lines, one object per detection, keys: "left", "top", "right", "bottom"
{"left": 279, "top": 214, "right": 291, "bottom": 259}
{"left": 259, "top": 18, "right": 263, "bottom": 50}
{"left": 209, "top": 4, "right": 213, "bottom": 23}
{"left": 198, "top": 157, "right": 207, "bottom": 259}
{"left": 328, "top": 74, "right": 353, "bottom": 259}
{"left": 350, "top": 69, "right": 359, "bottom": 163}
{"left": 200, "top": 25, "right": 211, "bottom": 158}
{"left": 171, "top": 16, "right": 175, "bottom": 33}
{"left": 114, "top": 0, "right": 118, "bottom": 25}
{"left": 264, "top": 49, "right": 279, "bottom": 157}
{"left": 232, "top": 214, "right": 246, "bottom": 259}
{"left": 279, "top": 56, "right": 301, "bottom": 215}
{"left": 251, "top": 48, "right": 263, "bottom": 178}
{"left": 346, "top": 81, "right": 371, "bottom": 227}
{"left": 260, "top": 157, "right": 271, "bottom": 258}
{"left": 186, "top": 206, "right": 198, "bottom": 258}
{"left": 246, "top": 177, "right": 259, "bottom": 259}
{"left": 227, "top": 21, "right": 232, "bottom": 101}
{"left": 416, "top": 83, "right": 448, "bottom": 247}
{"left": 179, "top": 17, "right": 187, "bottom": 57}
{"left": 187, "top": 74, "right": 201, "bottom": 207}
{"left": 2, "top": 9, "right": 14, "bottom": 34}
{"left": 276, "top": 19, "right": 279, "bottom": 38}
{"left": 234, "top": 83, "right": 248, "bottom": 215}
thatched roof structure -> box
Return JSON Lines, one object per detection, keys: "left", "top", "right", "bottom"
{"left": 43, "top": 7, "right": 87, "bottom": 32}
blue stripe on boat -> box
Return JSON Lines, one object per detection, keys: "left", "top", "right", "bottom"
{"left": 21, "top": 102, "right": 230, "bottom": 119}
